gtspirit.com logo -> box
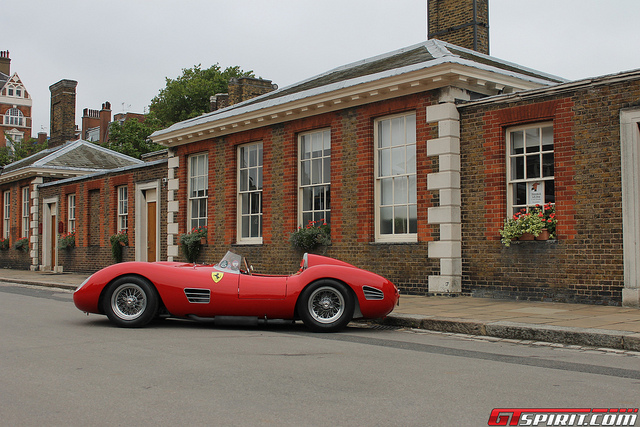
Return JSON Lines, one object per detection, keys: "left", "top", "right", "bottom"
{"left": 488, "top": 408, "right": 639, "bottom": 426}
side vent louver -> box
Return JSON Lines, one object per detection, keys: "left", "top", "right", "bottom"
{"left": 363, "top": 286, "right": 384, "bottom": 301}
{"left": 184, "top": 288, "right": 211, "bottom": 304}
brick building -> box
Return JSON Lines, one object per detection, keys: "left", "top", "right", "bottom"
{"left": 458, "top": 70, "right": 640, "bottom": 307}
{"left": 148, "top": 0, "right": 639, "bottom": 308}
{"left": 0, "top": 51, "right": 32, "bottom": 147}
{"left": 37, "top": 153, "right": 168, "bottom": 273}
{"left": 81, "top": 101, "right": 148, "bottom": 143}
{"left": 150, "top": 39, "right": 564, "bottom": 293}
{"left": 0, "top": 139, "right": 143, "bottom": 270}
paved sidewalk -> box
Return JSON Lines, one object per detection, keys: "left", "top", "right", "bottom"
{"left": 1, "top": 268, "right": 639, "bottom": 351}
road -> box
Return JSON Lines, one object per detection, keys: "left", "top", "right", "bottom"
{"left": 1, "top": 282, "right": 639, "bottom": 427}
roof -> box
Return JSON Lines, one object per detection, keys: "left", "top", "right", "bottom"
{"left": 151, "top": 39, "right": 566, "bottom": 146}
{"left": 0, "top": 139, "right": 144, "bottom": 183}
{"left": 38, "top": 158, "right": 168, "bottom": 188}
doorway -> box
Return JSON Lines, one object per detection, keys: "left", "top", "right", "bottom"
{"left": 135, "top": 182, "right": 160, "bottom": 262}
{"left": 42, "top": 198, "right": 58, "bottom": 271}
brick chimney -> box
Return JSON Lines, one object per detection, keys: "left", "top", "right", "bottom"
{"left": 81, "top": 107, "right": 100, "bottom": 141}
{"left": 99, "top": 101, "right": 111, "bottom": 142}
{"left": 428, "top": 0, "right": 489, "bottom": 54}
{"left": 0, "top": 50, "right": 10, "bottom": 76}
{"left": 49, "top": 79, "right": 78, "bottom": 147}
{"left": 228, "top": 77, "right": 277, "bottom": 105}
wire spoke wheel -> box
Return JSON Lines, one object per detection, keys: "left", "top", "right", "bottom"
{"left": 111, "top": 283, "right": 147, "bottom": 320}
{"left": 298, "top": 280, "right": 354, "bottom": 332}
{"left": 308, "top": 286, "right": 345, "bottom": 324}
{"left": 103, "top": 276, "right": 158, "bottom": 327}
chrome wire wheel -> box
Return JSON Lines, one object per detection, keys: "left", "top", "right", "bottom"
{"left": 307, "top": 286, "right": 345, "bottom": 324}
{"left": 111, "top": 283, "right": 147, "bottom": 321}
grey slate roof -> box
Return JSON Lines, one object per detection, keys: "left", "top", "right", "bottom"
{"left": 1, "top": 139, "right": 143, "bottom": 175}
{"left": 152, "top": 39, "right": 566, "bottom": 139}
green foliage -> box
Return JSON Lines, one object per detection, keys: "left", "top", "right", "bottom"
{"left": 499, "top": 204, "right": 557, "bottom": 247}
{"left": 0, "top": 237, "right": 9, "bottom": 250}
{"left": 148, "top": 64, "right": 254, "bottom": 127}
{"left": 290, "top": 220, "right": 331, "bottom": 253}
{"left": 59, "top": 231, "right": 76, "bottom": 250}
{"left": 0, "top": 136, "right": 49, "bottom": 167}
{"left": 103, "top": 117, "right": 164, "bottom": 159}
{"left": 14, "top": 238, "right": 29, "bottom": 252}
{"left": 110, "top": 231, "right": 129, "bottom": 263}
{"left": 179, "top": 226, "right": 208, "bottom": 263}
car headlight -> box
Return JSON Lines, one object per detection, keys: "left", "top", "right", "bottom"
{"left": 75, "top": 275, "right": 93, "bottom": 293}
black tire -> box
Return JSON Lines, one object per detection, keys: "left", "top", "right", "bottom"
{"left": 297, "top": 280, "right": 354, "bottom": 332}
{"left": 103, "top": 276, "right": 158, "bottom": 328}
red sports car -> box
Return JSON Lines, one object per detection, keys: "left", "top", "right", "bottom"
{"left": 73, "top": 251, "right": 399, "bottom": 332}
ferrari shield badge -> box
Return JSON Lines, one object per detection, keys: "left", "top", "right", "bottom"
{"left": 211, "top": 272, "right": 224, "bottom": 283}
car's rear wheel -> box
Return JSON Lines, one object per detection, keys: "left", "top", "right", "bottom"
{"left": 103, "top": 276, "right": 158, "bottom": 328}
{"left": 298, "top": 280, "right": 354, "bottom": 332}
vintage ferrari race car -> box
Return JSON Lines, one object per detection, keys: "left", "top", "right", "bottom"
{"left": 73, "top": 251, "right": 399, "bottom": 332}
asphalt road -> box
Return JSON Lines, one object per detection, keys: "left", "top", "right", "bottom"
{"left": 1, "top": 283, "right": 639, "bottom": 427}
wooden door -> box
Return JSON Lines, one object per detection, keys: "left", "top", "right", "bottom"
{"left": 50, "top": 214, "right": 56, "bottom": 268}
{"left": 147, "top": 202, "right": 156, "bottom": 262}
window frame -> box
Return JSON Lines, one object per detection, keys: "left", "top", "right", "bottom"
{"left": 374, "top": 112, "right": 418, "bottom": 243}
{"left": 237, "top": 141, "right": 263, "bottom": 244}
{"left": 67, "top": 194, "right": 76, "bottom": 232}
{"left": 506, "top": 122, "right": 555, "bottom": 216}
{"left": 21, "top": 187, "right": 29, "bottom": 239}
{"left": 298, "top": 128, "right": 331, "bottom": 227}
{"left": 5, "top": 108, "right": 24, "bottom": 127}
{"left": 117, "top": 186, "right": 128, "bottom": 233}
{"left": 187, "top": 153, "right": 209, "bottom": 231}
{"left": 3, "top": 190, "right": 10, "bottom": 239}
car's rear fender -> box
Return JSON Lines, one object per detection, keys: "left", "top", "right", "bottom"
{"left": 292, "top": 277, "right": 361, "bottom": 320}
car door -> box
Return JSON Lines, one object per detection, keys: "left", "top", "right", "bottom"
{"left": 238, "top": 274, "right": 287, "bottom": 299}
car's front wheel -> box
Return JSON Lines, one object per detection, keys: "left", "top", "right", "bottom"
{"left": 103, "top": 276, "right": 158, "bottom": 328}
{"left": 298, "top": 280, "right": 354, "bottom": 332}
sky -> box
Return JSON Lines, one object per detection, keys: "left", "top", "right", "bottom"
{"left": 3, "top": 0, "right": 640, "bottom": 137}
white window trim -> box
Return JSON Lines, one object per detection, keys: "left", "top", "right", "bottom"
{"left": 187, "top": 153, "right": 208, "bottom": 231}
{"left": 298, "top": 128, "right": 331, "bottom": 227}
{"left": 68, "top": 194, "right": 76, "bottom": 232}
{"left": 21, "top": 187, "right": 29, "bottom": 238}
{"left": 117, "top": 186, "right": 128, "bottom": 233}
{"left": 237, "top": 142, "right": 263, "bottom": 244}
{"left": 374, "top": 112, "right": 418, "bottom": 243}
{"left": 3, "top": 191, "right": 10, "bottom": 239}
{"left": 505, "top": 122, "right": 554, "bottom": 215}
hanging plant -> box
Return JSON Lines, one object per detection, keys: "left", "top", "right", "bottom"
{"left": 59, "top": 231, "right": 76, "bottom": 250}
{"left": 290, "top": 220, "right": 331, "bottom": 253}
{"left": 15, "top": 237, "right": 29, "bottom": 252}
{"left": 110, "top": 231, "right": 129, "bottom": 263}
{"left": 179, "top": 226, "right": 208, "bottom": 263}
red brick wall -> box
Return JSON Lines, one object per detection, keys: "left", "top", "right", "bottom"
{"left": 38, "top": 161, "right": 168, "bottom": 273}
{"left": 459, "top": 77, "right": 640, "bottom": 304}
{"left": 0, "top": 178, "right": 33, "bottom": 269}
{"left": 174, "top": 92, "right": 440, "bottom": 293}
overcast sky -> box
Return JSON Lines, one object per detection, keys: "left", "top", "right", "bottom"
{"left": 4, "top": 0, "right": 640, "bottom": 136}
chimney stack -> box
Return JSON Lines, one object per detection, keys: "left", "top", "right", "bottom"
{"left": 49, "top": 79, "right": 78, "bottom": 147}
{"left": 0, "top": 50, "right": 10, "bottom": 76}
{"left": 99, "top": 101, "right": 111, "bottom": 143}
{"left": 428, "top": 0, "right": 489, "bottom": 54}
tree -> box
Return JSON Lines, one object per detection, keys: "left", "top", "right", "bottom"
{"left": 148, "top": 64, "right": 253, "bottom": 127}
{"left": 103, "top": 117, "right": 164, "bottom": 159}
{"left": 0, "top": 136, "right": 49, "bottom": 167}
